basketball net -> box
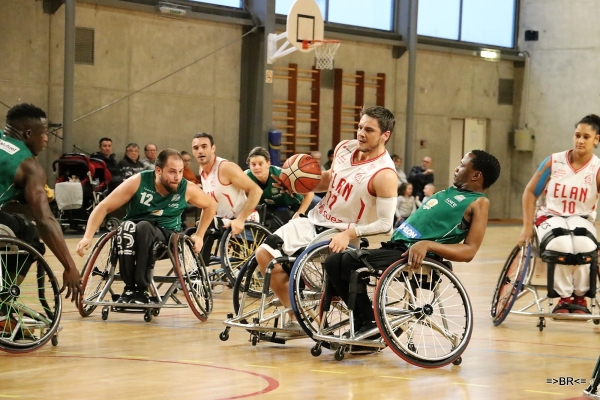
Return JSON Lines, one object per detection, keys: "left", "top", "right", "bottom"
{"left": 303, "top": 40, "right": 340, "bottom": 70}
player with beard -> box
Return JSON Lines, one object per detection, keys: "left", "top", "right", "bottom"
{"left": 76, "top": 149, "right": 216, "bottom": 304}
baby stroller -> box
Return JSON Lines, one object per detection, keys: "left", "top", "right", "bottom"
{"left": 52, "top": 153, "right": 119, "bottom": 232}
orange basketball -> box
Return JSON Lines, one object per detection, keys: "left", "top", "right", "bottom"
{"left": 279, "top": 154, "right": 322, "bottom": 194}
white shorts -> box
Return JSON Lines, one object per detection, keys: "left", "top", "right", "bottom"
{"left": 261, "top": 217, "right": 318, "bottom": 258}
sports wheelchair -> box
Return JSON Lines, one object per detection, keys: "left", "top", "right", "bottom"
{"left": 0, "top": 226, "right": 61, "bottom": 353}
{"left": 219, "top": 229, "right": 356, "bottom": 344}
{"left": 491, "top": 225, "right": 600, "bottom": 330}
{"left": 292, "top": 248, "right": 472, "bottom": 368}
{"left": 78, "top": 229, "right": 212, "bottom": 322}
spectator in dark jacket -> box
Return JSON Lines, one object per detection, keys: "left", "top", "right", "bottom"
{"left": 407, "top": 156, "right": 434, "bottom": 201}
{"left": 118, "top": 143, "right": 146, "bottom": 178}
{"left": 90, "top": 137, "right": 120, "bottom": 178}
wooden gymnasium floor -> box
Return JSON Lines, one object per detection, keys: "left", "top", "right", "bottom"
{"left": 0, "top": 223, "right": 597, "bottom": 400}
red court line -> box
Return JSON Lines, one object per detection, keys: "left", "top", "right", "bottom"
{"left": 26, "top": 354, "right": 279, "bottom": 399}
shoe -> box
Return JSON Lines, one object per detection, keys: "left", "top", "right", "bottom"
{"left": 117, "top": 287, "right": 135, "bottom": 303}
{"left": 343, "top": 322, "right": 380, "bottom": 340}
{"left": 552, "top": 297, "right": 572, "bottom": 314}
{"left": 278, "top": 320, "right": 305, "bottom": 338}
{"left": 0, "top": 315, "right": 35, "bottom": 339}
{"left": 571, "top": 296, "right": 591, "bottom": 315}
{"left": 131, "top": 290, "right": 150, "bottom": 305}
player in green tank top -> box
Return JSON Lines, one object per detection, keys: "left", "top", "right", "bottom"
{"left": 76, "top": 149, "right": 216, "bottom": 304}
{"left": 245, "top": 147, "right": 314, "bottom": 229}
{"left": 0, "top": 103, "right": 82, "bottom": 308}
{"left": 324, "top": 150, "right": 501, "bottom": 336}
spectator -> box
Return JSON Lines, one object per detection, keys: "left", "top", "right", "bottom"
{"left": 90, "top": 137, "right": 120, "bottom": 178}
{"left": 118, "top": 143, "right": 145, "bottom": 178}
{"left": 408, "top": 156, "right": 434, "bottom": 201}
{"left": 422, "top": 183, "right": 436, "bottom": 205}
{"left": 395, "top": 182, "right": 420, "bottom": 228}
{"left": 141, "top": 143, "right": 157, "bottom": 170}
{"left": 181, "top": 150, "right": 200, "bottom": 185}
{"left": 391, "top": 154, "right": 408, "bottom": 185}
{"left": 323, "top": 148, "right": 334, "bottom": 170}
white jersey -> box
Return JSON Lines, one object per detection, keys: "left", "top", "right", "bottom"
{"left": 537, "top": 150, "right": 600, "bottom": 220}
{"left": 308, "top": 140, "right": 396, "bottom": 230}
{"left": 200, "top": 157, "right": 247, "bottom": 219}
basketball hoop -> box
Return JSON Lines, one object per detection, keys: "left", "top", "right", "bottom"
{"left": 302, "top": 39, "right": 341, "bottom": 70}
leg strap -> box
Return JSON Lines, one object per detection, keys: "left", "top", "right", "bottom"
{"left": 539, "top": 227, "right": 570, "bottom": 254}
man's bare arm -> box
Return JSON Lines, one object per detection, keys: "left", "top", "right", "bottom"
{"left": 185, "top": 183, "right": 217, "bottom": 240}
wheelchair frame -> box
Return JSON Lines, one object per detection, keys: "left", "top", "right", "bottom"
{"left": 219, "top": 229, "right": 344, "bottom": 345}
{"left": 304, "top": 253, "right": 471, "bottom": 368}
{"left": 78, "top": 230, "right": 212, "bottom": 322}
{"left": 491, "top": 241, "right": 600, "bottom": 331}
{"left": 0, "top": 234, "right": 62, "bottom": 353}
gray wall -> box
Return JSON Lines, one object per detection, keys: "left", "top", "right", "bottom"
{"left": 513, "top": 0, "right": 600, "bottom": 218}
{"left": 2, "top": 0, "right": 519, "bottom": 218}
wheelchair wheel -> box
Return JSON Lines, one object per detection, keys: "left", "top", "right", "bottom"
{"left": 232, "top": 256, "right": 277, "bottom": 324}
{"left": 290, "top": 242, "right": 351, "bottom": 346}
{"left": 374, "top": 258, "right": 473, "bottom": 368}
{"left": 220, "top": 222, "right": 270, "bottom": 285}
{"left": 0, "top": 237, "right": 62, "bottom": 353}
{"left": 490, "top": 244, "right": 530, "bottom": 326}
{"left": 172, "top": 234, "right": 213, "bottom": 321}
{"left": 78, "top": 231, "right": 117, "bottom": 317}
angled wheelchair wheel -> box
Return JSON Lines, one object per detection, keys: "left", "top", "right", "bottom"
{"left": 78, "top": 231, "right": 117, "bottom": 317}
{"left": 490, "top": 244, "right": 530, "bottom": 326}
{"left": 172, "top": 234, "right": 213, "bottom": 321}
{"left": 232, "top": 256, "right": 277, "bottom": 325}
{"left": 220, "top": 222, "right": 270, "bottom": 285}
{"left": 290, "top": 241, "right": 350, "bottom": 346}
{"left": 0, "top": 237, "right": 62, "bottom": 353}
{"left": 374, "top": 258, "right": 473, "bottom": 368}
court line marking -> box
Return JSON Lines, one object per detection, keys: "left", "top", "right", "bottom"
{"left": 453, "top": 382, "right": 490, "bottom": 387}
{"left": 0, "top": 395, "right": 21, "bottom": 398}
{"left": 524, "top": 389, "right": 563, "bottom": 395}
{"left": 311, "top": 370, "right": 346, "bottom": 374}
{"left": 379, "top": 375, "right": 415, "bottom": 380}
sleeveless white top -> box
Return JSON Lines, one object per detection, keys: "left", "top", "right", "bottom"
{"left": 308, "top": 140, "right": 396, "bottom": 230}
{"left": 200, "top": 157, "right": 247, "bottom": 219}
{"left": 538, "top": 150, "right": 600, "bottom": 220}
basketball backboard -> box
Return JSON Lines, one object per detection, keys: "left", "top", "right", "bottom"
{"left": 267, "top": 0, "right": 325, "bottom": 64}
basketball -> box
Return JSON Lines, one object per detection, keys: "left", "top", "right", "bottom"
{"left": 279, "top": 154, "right": 322, "bottom": 194}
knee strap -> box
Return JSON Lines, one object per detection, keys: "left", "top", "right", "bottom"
{"left": 542, "top": 249, "right": 598, "bottom": 265}
{"left": 263, "top": 233, "right": 284, "bottom": 250}
{"left": 572, "top": 227, "right": 599, "bottom": 249}
{"left": 539, "top": 227, "right": 570, "bottom": 253}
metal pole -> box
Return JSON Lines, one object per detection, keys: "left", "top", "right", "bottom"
{"left": 62, "top": 0, "right": 75, "bottom": 154}
{"left": 404, "top": 0, "right": 418, "bottom": 171}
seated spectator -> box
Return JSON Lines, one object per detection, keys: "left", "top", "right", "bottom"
{"left": 422, "top": 183, "right": 436, "bottom": 205}
{"left": 391, "top": 154, "right": 408, "bottom": 185}
{"left": 395, "top": 182, "right": 420, "bottom": 228}
{"left": 90, "top": 137, "right": 120, "bottom": 178}
{"left": 323, "top": 149, "right": 334, "bottom": 170}
{"left": 181, "top": 150, "right": 200, "bottom": 185}
{"left": 141, "top": 143, "right": 157, "bottom": 170}
{"left": 118, "top": 143, "right": 146, "bottom": 178}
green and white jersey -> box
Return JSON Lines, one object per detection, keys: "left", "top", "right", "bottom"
{"left": 0, "top": 136, "right": 33, "bottom": 207}
{"left": 124, "top": 170, "right": 188, "bottom": 231}
{"left": 392, "top": 186, "right": 485, "bottom": 245}
{"left": 246, "top": 165, "right": 303, "bottom": 207}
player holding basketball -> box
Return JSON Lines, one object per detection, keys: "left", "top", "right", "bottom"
{"left": 191, "top": 132, "right": 262, "bottom": 262}
{"left": 255, "top": 105, "right": 399, "bottom": 334}
{"left": 519, "top": 114, "right": 600, "bottom": 315}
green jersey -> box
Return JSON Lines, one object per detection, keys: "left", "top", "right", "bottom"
{"left": 0, "top": 136, "right": 33, "bottom": 207}
{"left": 392, "top": 186, "right": 485, "bottom": 245}
{"left": 124, "top": 170, "right": 188, "bottom": 231}
{"left": 246, "top": 165, "right": 303, "bottom": 207}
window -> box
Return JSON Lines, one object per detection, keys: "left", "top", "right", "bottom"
{"left": 187, "top": 0, "right": 242, "bottom": 7}
{"left": 328, "top": 0, "right": 393, "bottom": 30}
{"left": 417, "top": 0, "right": 460, "bottom": 40}
{"left": 276, "top": 0, "right": 393, "bottom": 31}
{"left": 418, "top": 0, "right": 516, "bottom": 48}
{"left": 461, "top": 0, "right": 515, "bottom": 48}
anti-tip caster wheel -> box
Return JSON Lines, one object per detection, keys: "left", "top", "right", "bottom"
{"left": 452, "top": 357, "right": 462, "bottom": 366}
{"left": 219, "top": 331, "right": 230, "bottom": 341}
{"left": 101, "top": 307, "right": 109, "bottom": 321}
{"left": 144, "top": 310, "right": 153, "bottom": 322}
{"left": 334, "top": 346, "right": 345, "bottom": 361}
